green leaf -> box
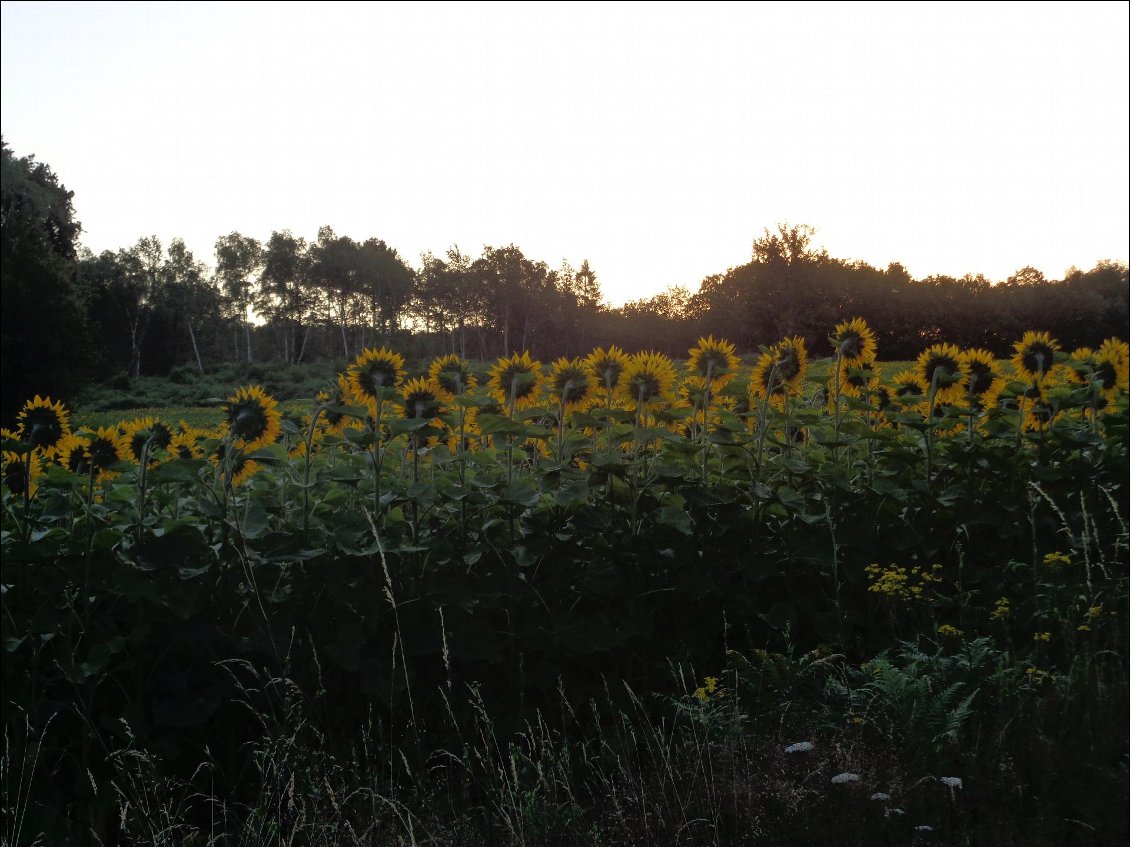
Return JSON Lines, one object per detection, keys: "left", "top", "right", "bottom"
{"left": 240, "top": 500, "right": 270, "bottom": 539}
{"left": 134, "top": 524, "right": 209, "bottom": 572}
{"left": 658, "top": 505, "right": 693, "bottom": 535}
{"left": 502, "top": 481, "right": 540, "bottom": 508}
{"left": 149, "top": 458, "right": 207, "bottom": 484}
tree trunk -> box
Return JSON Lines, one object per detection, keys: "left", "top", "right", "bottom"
{"left": 187, "top": 318, "right": 204, "bottom": 373}
{"left": 244, "top": 321, "right": 253, "bottom": 364}
{"left": 129, "top": 318, "right": 141, "bottom": 379}
{"left": 297, "top": 324, "right": 309, "bottom": 364}
{"left": 502, "top": 303, "right": 510, "bottom": 354}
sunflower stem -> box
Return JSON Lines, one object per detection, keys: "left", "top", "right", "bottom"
{"left": 372, "top": 394, "right": 385, "bottom": 529}
{"left": 20, "top": 444, "right": 33, "bottom": 543}
{"left": 557, "top": 396, "right": 567, "bottom": 464}
{"left": 411, "top": 443, "right": 420, "bottom": 545}
{"left": 302, "top": 403, "right": 326, "bottom": 540}
{"left": 135, "top": 436, "right": 153, "bottom": 544}
{"left": 753, "top": 361, "right": 780, "bottom": 483}
{"left": 832, "top": 351, "right": 844, "bottom": 465}
{"left": 82, "top": 459, "right": 96, "bottom": 595}
{"left": 924, "top": 368, "right": 942, "bottom": 491}
{"left": 700, "top": 363, "right": 713, "bottom": 484}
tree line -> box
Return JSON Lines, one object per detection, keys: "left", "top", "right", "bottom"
{"left": 3, "top": 140, "right": 1127, "bottom": 420}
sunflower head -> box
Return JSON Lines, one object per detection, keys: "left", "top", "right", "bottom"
{"left": 1097, "top": 338, "right": 1130, "bottom": 388}
{"left": 1022, "top": 390, "right": 1063, "bottom": 432}
{"left": 830, "top": 318, "right": 877, "bottom": 365}
{"left": 618, "top": 352, "right": 677, "bottom": 408}
{"left": 687, "top": 336, "right": 741, "bottom": 389}
{"left": 548, "top": 358, "right": 597, "bottom": 409}
{"left": 959, "top": 349, "right": 998, "bottom": 398}
{"left": 72, "top": 427, "right": 130, "bottom": 482}
{"left": 229, "top": 455, "right": 263, "bottom": 488}
{"left": 892, "top": 370, "right": 928, "bottom": 399}
{"left": 870, "top": 383, "right": 895, "bottom": 414}
{"left": 445, "top": 408, "right": 482, "bottom": 453}
{"left": 488, "top": 351, "right": 544, "bottom": 411}
{"left": 916, "top": 344, "right": 967, "bottom": 403}
{"left": 751, "top": 336, "right": 808, "bottom": 401}
{"left": 836, "top": 356, "right": 878, "bottom": 398}
{"left": 348, "top": 347, "right": 407, "bottom": 408}
{"left": 223, "top": 386, "right": 283, "bottom": 451}
{"left": 122, "top": 417, "right": 174, "bottom": 466}
{"left": 17, "top": 395, "right": 71, "bottom": 457}
{"left": 400, "top": 377, "right": 445, "bottom": 422}
{"left": 585, "top": 346, "right": 630, "bottom": 393}
{"left": 679, "top": 376, "right": 712, "bottom": 410}
{"left": 427, "top": 354, "right": 478, "bottom": 401}
{"left": 2, "top": 451, "right": 42, "bottom": 498}
{"left": 1073, "top": 340, "right": 1130, "bottom": 398}
{"left": 318, "top": 373, "right": 361, "bottom": 436}
{"left": 1011, "top": 331, "right": 1061, "bottom": 381}
{"left": 168, "top": 431, "right": 205, "bottom": 460}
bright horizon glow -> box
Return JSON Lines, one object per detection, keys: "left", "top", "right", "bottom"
{"left": 2, "top": 1, "right": 1127, "bottom": 306}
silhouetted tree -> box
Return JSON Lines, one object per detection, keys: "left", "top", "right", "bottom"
{"left": 1, "top": 140, "right": 87, "bottom": 419}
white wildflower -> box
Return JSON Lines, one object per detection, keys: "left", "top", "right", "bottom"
{"left": 870, "top": 792, "right": 891, "bottom": 802}
{"left": 888, "top": 807, "right": 906, "bottom": 817}
{"left": 783, "top": 741, "right": 814, "bottom": 754}
{"left": 830, "top": 772, "right": 860, "bottom": 784}
{"left": 915, "top": 824, "right": 934, "bottom": 831}
{"left": 940, "top": 776, "right": 962, "bottom": 789}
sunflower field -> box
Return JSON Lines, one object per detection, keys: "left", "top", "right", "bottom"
{"left": 2, "top": 322, "right": 1128, "bottom": 845}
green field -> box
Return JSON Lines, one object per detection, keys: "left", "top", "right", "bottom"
{"left": 4, "top": 344, "right": 1126, "bottom": 845}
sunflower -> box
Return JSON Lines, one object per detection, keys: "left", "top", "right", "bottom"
{"left": 1071, "top": 340, "right": 1130, "bottom": 400}
{"left": 2, "top": 450, "right": 43, "bottom": 498}
{"left": 679, "top": 375, "right": 711, "bottom": 413}
{"left": 548, "top": 358, "right": 597, "bottom": 410}
{"left": 427, "top": 354, "right": 478, "bottom": 402}
{"left": 229, "top": 455, "right": 263, "bottom": 488}
{"left": 61, "top": 427, "right": 129, "bottom": 482}
{"left": 347, "top": 346, "right": 407, "bottom": 414}
{"left": 982, "top": 377, "right": 1019, "bottom": 413}
{"left": 16, "top": 395, "right": 71, "bottom": 458}
{"left": 488, "top": 351, "right": 544, "bottom": 411}
{"left": 585, "top": 346, "right": 630, "bottom": 395}
{"left": 288, "top": 415, "right": 323, "bottom": 458}
{"left": 751, "top": 336, "right": 808, "bottom": 405}
{"left": 168, "top": 431, "right": 205, "bottom": 460}
{"left": 122, "top": 417, "right": 174, "bottom": 467}
{"left": 916, "top": 344, "right": 967, "bottom": 405}
{"left": 687, "top": 336, "right": 741, "bottom": 390}
{"left": 318, "top": 373, "right": 362, "bottom": 437}
{"left": 575, "top": 391, "right": 634, "bottom": 441}
{"left": 1098, "top": 338, "right": 1130, "bottom": 390}
{"left": 958, "top": 349, "right": 998, "bottom": 401}
{"left": 679, "top": 376, "right": 737, "bottom": 430}
{"left": 891, "top": 370, "right": 927, "bottom": 399}
{"left": 445, "top": 408, "right": 483, "bottom": 453}
{"left": 1011, "top": 331, "right": 1061, "bottom": 381}
{"left": 835, "top": 355, "right": 879, "bottom": 399}
{"left": 869, "top": 383, "right": 896, "bottom": 428}
{"left": 830, "top": 318, "right": 877, "bottom": 366}
{"left": 223, "top": 386, "right": 282, "bottom": 452}
{"left": 400, "top": 377, "right": 445, "bottom": 424}
{"left": 1020, "top": 375, "right": 1066, "bottom": 433}
{"left": 618, "top": 351, "right": 677, "bottom": 409}
{"left": 888, "top": 370, "right": 930, "bottom": 416}
{"left": 1066, "top": 347, "right": 1095, "bottom": 385}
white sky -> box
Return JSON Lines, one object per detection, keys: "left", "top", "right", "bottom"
{"left": 2, "top": 1, "right": 1127, "bottom": 306}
